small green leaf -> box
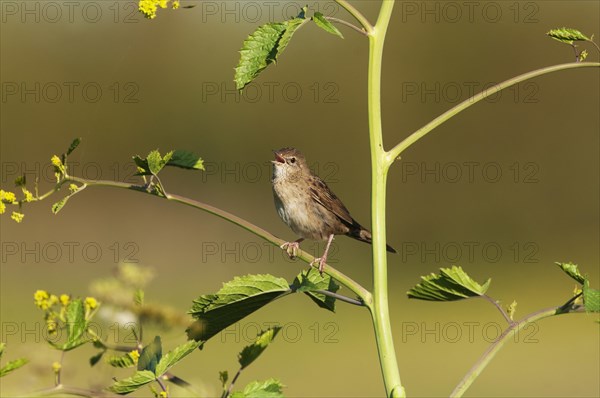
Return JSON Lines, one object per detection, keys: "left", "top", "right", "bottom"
{"left": 187, "top": 274, "right": 290, "bottom": 342}
{"left": 555, "top": 262, "right": 585, "bottom": 284}
{"left": 52, "top": 196, "right": 70, "bottom": 214}
{"left": 231, "top": 378, "right": 284, "bottom": 398}
{"left": 313, "top": 12, "right": 343, "bottom": 38}
{"left": 134, "top": 289, "right": 145, "bottom": 307}
{"left": 89, "top": 351, "right": 104, "bottom": 367}
{"left": 234, "top": 10, "right": 307, "bottom": 90}
{"left": 107, "top": 352, "right": 137, "bottom": 368}
{"left": 547, "top": 28, "right": 590, "bottom": 45}
{"left": 239, "top": 327, "right": 281, "bottom": 369}
{"left": 66, "top": 138, "right": 81, "bottom": 155}
{"left": 293, "top": 268, "right": 340, "bottom": 312}
{"left": 0, "top": 343, "right": 4, "bottom": 358}
{"left": 155, "top": 340, "right": 201, "bottom": 376}
{"left": 147, "top": 150, "right": 173, "bottom": 175}
{"left": 14, "top": 175, "right": 26, "bottom": 187}
{"left": 583, "top": 280, "right": 600, "bottom": 313}
{"left": 50, "top": 299, "right": 88, "bottom": 350}
{"left": 132, "top": 155, "right": 151, "bottom": 175}
{"left": 109, "top": 370, "right": 156, "bottom": 394}
{"left": 0, "top": 358, "right": 28, "bottom": 378}
{"left": 219, "top": 371, "right": 229, "bottom": 388}
{"left": 167, "top": 150, "right": 205, "bottom": 171}
{"left": 138, "top": 336, "right": 162, "bottom": 373}
{"left": 407, "top": 266, "right": 491, "bottom": 301}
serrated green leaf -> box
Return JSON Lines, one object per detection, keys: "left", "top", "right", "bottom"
{"left": 234, "top": 10, "right": 307, "bottom": 90}
{"left": 583, "top": 279, "right": 600, "bottom": 313}
{"left": 50, "top": 299, "right": 88, "bottom": 350}
{"left": 547, "top": 28, "right": 590, "bottom": 45}
{"left": 293, "top": 268, "right": 340, "bottom": 312}
{"left": 167, "top": 150, "right": 204, "bottom": 171}
{"left": 313, "top": 12, "right": 343, "bottom": 38}
{"left": 109, "top": 370, "right": 156, "bottom": 394}
{"left": 89, "top": 351, "right": 104, "bottom": 367}
{"left": 239, "top": 327, "right": 281, "bottom": 369}
{"left": 66, "top": 138, "right": 81, "bottom": 155}
{"left": 0, "top": 358, "right": 28, "bottom": 378}
{"left": 107, "top": 352, "right": 137, "bottom": 368}
{"left": 231, "top": 378, "right": 284, "bottom": 398}
{"left": 555, "top": 262, "right": 586, "bottom": 284}
{"left": 155, "top": 340, "right": 201, "bottom": 376}
{"left": 407, "top": 266, "right": 491, "bottom": 301}
{"left": 146, "top": 150, "right": 174, "bottom": 175}
{"left": 52, "top": 196, "right": 70, "bottom": 214}
{"left": 187, "top": 274, "right": 290, "bottom": 342}
{"left": 138, "top": 336, "right": 162, "bottom": 373}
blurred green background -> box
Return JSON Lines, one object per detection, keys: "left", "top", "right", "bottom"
{"left": 1, "top": 1, "right": 598, "bottom": 396}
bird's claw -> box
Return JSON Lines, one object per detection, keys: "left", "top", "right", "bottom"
{"left": 280, "top": 241, "right": 300, "bottom": 259}
{"left": 310, "top": 257, "right": 327, "bottom": 274}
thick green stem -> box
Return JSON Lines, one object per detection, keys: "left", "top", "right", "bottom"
{"left": 386, "top": 62, "right": 600, "bottom": 165}
{"left": 450, "top": 303, "right": 585, "bottom": 397}
{"left": 367, "top": 1, "right": 404, "bottom": 397}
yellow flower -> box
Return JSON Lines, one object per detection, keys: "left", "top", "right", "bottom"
{"left": 158, "top": 0, "right": 168, "bottom": 8}
{"left": 1, "top": 189, "right": 17, "bottom": 203}
{"left": 34, "top": 290, "right": 49, "bottom": 306}
{"left": 59, "top": 294, "right": 70, "bottom": 306}
{"left": 52, "top": 361, "right": 62, "bottom": 373}
{"left": 139, "top": 0, "right": 158, "bottom": 19}
{"left": 129, "top": 350, "right": 140, "bottom": 364}
{"left": 0, "top": 202, "right": 5, "bottom": 214}
{"left": 49, "top": 294, "right": 59, "bottom": 306}
{"left": 11, "top": 212, "right": 24, "bottom": 223}
{"left": 172, "top": 0, "right": 180, "bottom": 9}
{"left": 46, "top": 319, "right": 57, "bottom": 335}
{"left": 69, "top": 184, "right": 78, "bottom": 193}
{"left": 85, "top": 297, "right": 98, "bottom": 310}
{"left": 159, "top": 391, "right": 167, "bottom": 398}
{"left": 22, "top": 188, "right": 34, "bottom": 202}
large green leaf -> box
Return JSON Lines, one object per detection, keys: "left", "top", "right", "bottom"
{"left": 583, "top": 280, "right": 600, "bottom": 313}
{"left": 107, "top": 352, "right": 137, "bottom": 368}
{"left": 555, "top": 262, "right": 586, "bottom": 284}
{"left": 138, "top": 336, "right": 162, "bottom": 373}
{"left": 231, "top": 378, "right": 284, "bottom": 398}
{"left": 238, "top": 327, "right": 281, "bottom": 369}
{"left": 155, "top": 340, "right": 201, "bottom": 376}
{"left": 66, "top": 137, "right": 81, "bottom": 156}
{"left": 234, "top": 9, "right": 307, "bottom": 90}
{"left": 292, "top": 268, "right": 340, "bottom": 312}
{"left": 109, "top": 370, "right": 156, "bottom": 395}
{"left": 187, "top": 274, "right": 290, "bottom": 342}
{"left": 407, "top": 266, "right": 491, "bottom": 301}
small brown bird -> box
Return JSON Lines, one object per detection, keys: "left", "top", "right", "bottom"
{"left": 271, "top": 147, "right": 396, "bottom": 272}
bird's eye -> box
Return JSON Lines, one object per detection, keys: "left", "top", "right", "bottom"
{"left": 290, "top": 157, "right": 296, "bottom": 164}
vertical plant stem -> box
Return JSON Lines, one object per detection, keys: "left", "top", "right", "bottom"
{"left": 367, "top": 1, "right": 404, "bottom": 397}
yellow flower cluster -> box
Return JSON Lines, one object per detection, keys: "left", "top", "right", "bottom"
{"left": 85, "top": 297, "right": 98, "bottom": 310}
{"left": 34, "top": 290, "right": 58, "bottom": 310}
{"left": 129, "top": 350, "right": 140, "bottom": 364}
{"left": 0, "top": 189, "right": 16, "bottom": 215}
{"left": 138, "top": 0, "right": 179, "bottom": 19}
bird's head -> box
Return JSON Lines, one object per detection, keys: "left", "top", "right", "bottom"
{"left": 271, "top": 147, "right": 309, "bottom": 183}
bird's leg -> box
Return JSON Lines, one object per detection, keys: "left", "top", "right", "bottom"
{"left": 311, "top": 234, "right": 335, "bottom": 274}
{"left": 280, "top": 238, "right": 304, "bottom": 259}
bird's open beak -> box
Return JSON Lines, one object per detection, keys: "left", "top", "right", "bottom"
{"left": 272, "top": 150, "right": 285, "bottom": 164}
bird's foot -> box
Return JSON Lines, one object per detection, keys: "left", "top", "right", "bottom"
{"left": 310, "top": 256, "right": 327, "bottom": 274}
{"left": 280, "top": 241, "right": 301, "bottom": 259}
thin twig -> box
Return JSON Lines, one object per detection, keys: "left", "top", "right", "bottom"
{"left": 223, "top": 368, "right": 243, "bottom": 398}
{"left": 313, "top": 289, "right": 364, "bottom": 306}
{"left": 480, "top": 294, "right": 514, "bottom": 325}
{"left": 324, "top": 16, "right": 367, "bottom": 36}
